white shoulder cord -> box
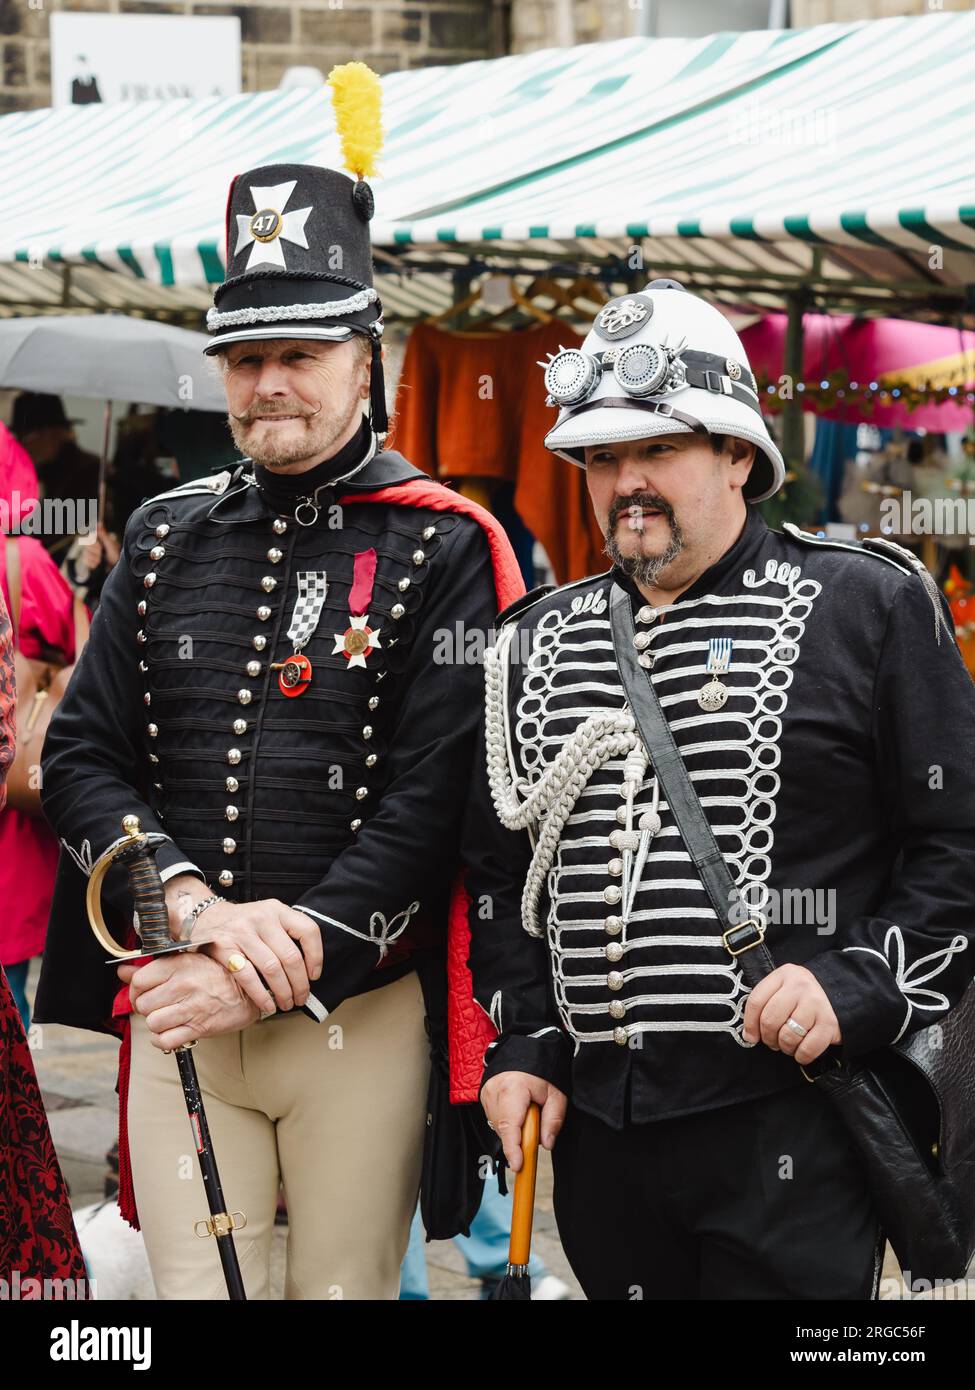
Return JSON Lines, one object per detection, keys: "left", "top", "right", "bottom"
{"left": 484, "top": 634, "right": 641, "bottom": 938}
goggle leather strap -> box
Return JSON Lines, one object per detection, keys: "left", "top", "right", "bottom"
{"left": 564, "top": 397, "right": 709, "bottom": 434}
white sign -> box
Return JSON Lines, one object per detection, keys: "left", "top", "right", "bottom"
{"left": 50, "top": 13, "right": 241, "bottom": 107}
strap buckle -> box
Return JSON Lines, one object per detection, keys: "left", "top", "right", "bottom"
{"left": 722, "top": 918, "right": 765, "bottom": 956}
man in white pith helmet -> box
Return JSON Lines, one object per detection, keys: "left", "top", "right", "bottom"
{"left": 464, "top": 279, "right": 975, "bottom": 1299}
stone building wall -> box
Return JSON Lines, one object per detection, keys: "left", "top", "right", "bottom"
{"left": 0, "top": 0, "right": 503, "bottom": 113}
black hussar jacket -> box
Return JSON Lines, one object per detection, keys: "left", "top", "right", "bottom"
{"left": 465, "top": 504, "right": 975, "bottom": 1128}
{"left": 34, "top": 422, "right": 497, "bottom": 1033}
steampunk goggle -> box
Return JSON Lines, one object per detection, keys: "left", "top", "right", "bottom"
{"left": 541, "top": 342, "right": 760, "bottom": 414}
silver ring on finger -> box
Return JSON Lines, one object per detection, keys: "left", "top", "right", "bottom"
{"left": 785, "top": 1016, "right": 808, "bottom": 1039}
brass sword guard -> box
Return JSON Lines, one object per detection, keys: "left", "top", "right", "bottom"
{"left": 85, "top": 814, "right": 193, "bottom": 961}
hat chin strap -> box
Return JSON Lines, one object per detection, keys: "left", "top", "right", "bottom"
{"left": 368, "top": 334, "right": 389, "bottom": 438}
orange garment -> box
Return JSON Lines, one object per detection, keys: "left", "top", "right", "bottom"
{"left": 392, "top": 320, "right": 607, "bottom": 584}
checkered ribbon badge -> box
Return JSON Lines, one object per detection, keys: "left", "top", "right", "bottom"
{"left": 287, "top": 572, "right": 328, "bottom": 651}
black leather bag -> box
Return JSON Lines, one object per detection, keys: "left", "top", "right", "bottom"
{"left": 610, "top": 583, "right": 975, "bottom": 1285}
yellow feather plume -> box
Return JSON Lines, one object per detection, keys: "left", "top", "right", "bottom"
{"left": 327, "top": 62, "right": 383, "bottom": 180}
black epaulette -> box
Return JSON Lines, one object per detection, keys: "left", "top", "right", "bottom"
{"left": 496, "top": 585, "right": 556, "bottom": 628}
{"left": 782, "top": 523, "right": 952, "bottom": 643}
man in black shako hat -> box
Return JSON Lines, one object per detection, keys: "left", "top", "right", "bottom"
{"left": 35, "top": 67, "right": 517, "bottom": 1299}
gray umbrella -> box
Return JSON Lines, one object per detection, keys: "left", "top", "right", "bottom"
{"left": 0, "top": 314, "right": 228, "bottom": 519}
{"left": 0, "top": 314, "right": 226, "bottom": 411}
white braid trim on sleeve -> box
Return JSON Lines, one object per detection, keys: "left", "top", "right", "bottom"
{"left": 207, "top": 287, "right": 378, "bottom": 331}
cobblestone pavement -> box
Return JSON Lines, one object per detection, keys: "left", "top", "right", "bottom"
{"left": 24, "top": 964, "right": 969, "bottom": 1302}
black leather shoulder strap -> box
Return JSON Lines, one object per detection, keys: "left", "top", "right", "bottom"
{"left": 608, "top": 582, "right": 776, "bottom": 989}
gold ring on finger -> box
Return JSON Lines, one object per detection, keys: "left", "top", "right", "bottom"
{"left": 227, "top": 953, "right": 248, "bottom": 974}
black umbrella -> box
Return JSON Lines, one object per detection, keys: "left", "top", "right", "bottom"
{"left": 489, "top": 1102, "right": 540, "bottom": 1300}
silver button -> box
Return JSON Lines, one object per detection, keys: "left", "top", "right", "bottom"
{"left": 137, "top": 629, "right": 147, "bottom": 644}
{"left": 615, "top": 806, "right": 628, "bottom": 825}
{"left": 633, "top": 631, "right": 651, "bottom": 651}
{"left": 226, "top": 776, "right": 239, "bottom": 793}
{"left": 411, "top": 549, "right": 425, "bottom": 565}
{"left": 609, "top": 1000, "right": 626, "bottom": 1019}
{"left": 225, "top": 805, "right": 239, "bottom": 821}
{"left": 143, "top": 692, "right": 151, "bottom": 706}
{"left": 257, "top": 606, "right": 271, "bottom": 621}
{"left": 252, "top": 635, "right": 267, "bottom": 651}
{"left": 391, "top": 603, "right": 406, "bottom": 620}
{"left": 368, "top": 696, "right": 379, "bottom": 711}
{"left": 139, "top": 660, "right": 148, "bottom": 673}
{"left": 607, "top": 970, "right": 624, "bottom": 991}
{"left": 137, "top": 600, "right": 147, "bottom": 617}
{"left": 144, "top": 572, "right": 156, "bottom": 589}
{"left": 365, "top": 753, "right": 378, "bottom": 768}
{"left": 638, "top": 653, "right": 655, "bottom": 669}
{"left": 261, "top": 576, "right": 276, "bottom": 593}
{"left": 397, "top": 577, "right": 410, "bottom": 593}
{"left": 150, "top": 545, "right": 165, "bottom": 561}
{"left": 606, "top": 942, "right": 624, "bottom": 963}
{"left": 246, "top": 660, "right": 261, "bottom": 678}
{"left": 613, "top": 1027, "right": 628, "bottom": 1046}
{"left": 238, "top": 689, "right": 252, "bottom": 705}
{"left": 608, "top": 857, "right": 623, "bottom": 876}
{"left": 350, "top": 818, "right": 362, "bottom": 832}
{"left": 218, "top": 870, "right": 234, "bottom": 887}
{"left": 222, "top": 838, "right": 236, "bottom": 855}
{"left": 273, "top": 518, "right": 288, "bottom": 535}
{"left": 227, "top": 748, "right": 242, "bottom": 765}
{"left": 355, "top": 786, "right": 368, "bottom": 801}
{"left": 233, "top": 719, "right": 247, "bottom": 735}
{"left": 267, "top": 548, "right": 283, "bottom": 564}
{"left": 362, "top": 725, "right": 373, "bottom": 740}
{"left": 604, "top": 915, "right": 623, "bottom": 936}
{"left": 603, "top": 885, "right": 622, "bottom": 905}
{"left": 422, "top": 525, "right": 436, "bottom": 541}
{"left": 148, "top": 752, "right": 159, "bottom": 764}
{"left": 147, "top": 723, "right": 158, "bottom": 738}
{"left": 154, "top": 523, "right": 170, "bottom": 539}
{"left": 637, "top": 605, "right": 658, "bottom": 624}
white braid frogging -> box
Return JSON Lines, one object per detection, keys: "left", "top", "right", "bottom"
{"left": 485, "top": 623, "right": 640, "bottom": 938}
{"left": 206, "top": 287, "right": 379, "bottom": 331}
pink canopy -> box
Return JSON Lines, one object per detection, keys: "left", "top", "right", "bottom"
{"left": 740, "top": 314, "right": 975, "bottom": 433}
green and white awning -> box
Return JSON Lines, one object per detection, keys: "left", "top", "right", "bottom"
{"left": 1, "top": 10, "right": 974, "bottom": 317}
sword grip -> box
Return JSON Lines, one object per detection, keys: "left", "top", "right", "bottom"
{"left": 120, "top": 842, "right": 171, "bottom": 952}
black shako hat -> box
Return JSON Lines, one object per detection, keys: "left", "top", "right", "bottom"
{"left": 204, "top": 65, "right": 389, "bottom": 433}
{"left": 205, "top": 162, "right": 380, "bottom": 352}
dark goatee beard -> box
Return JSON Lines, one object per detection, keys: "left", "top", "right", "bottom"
{"left": 604, "top": 492, "right": 685, "bottom": 588}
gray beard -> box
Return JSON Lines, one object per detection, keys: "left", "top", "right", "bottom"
{"left": 605, "top": 523, "right": 685, "bottom": 589}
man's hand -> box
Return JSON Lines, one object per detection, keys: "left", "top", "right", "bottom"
{"left": 480, "top": 1071, "right": 568, "bottom": 1173}
{"left": 118, "top": 953, "right": 259, "bottom": 1051}
{"left": 164, "top": 877, "right": 322, "bottom": 1015}
{"left": 742, "top": 963, "right": 841, "bottom": 1065}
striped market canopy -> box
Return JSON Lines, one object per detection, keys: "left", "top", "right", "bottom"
{"left": 1, "top": 9, "right": 974, "bottom": 322}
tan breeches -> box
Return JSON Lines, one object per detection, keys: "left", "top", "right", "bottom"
{"left": 127, "top": 969, "right": 429, "bottom": 1300}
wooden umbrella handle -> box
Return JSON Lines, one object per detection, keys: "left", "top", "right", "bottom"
{"left": 508, "top": 1102, "right": 540, "bottom": 1267}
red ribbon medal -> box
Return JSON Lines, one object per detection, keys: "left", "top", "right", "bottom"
{"left": 334, "top": 549, "right": 382, "bottom": 669}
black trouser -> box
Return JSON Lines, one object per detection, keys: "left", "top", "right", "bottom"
{"left": 552, "top": 1082, "right": 883, "bottom": 1300}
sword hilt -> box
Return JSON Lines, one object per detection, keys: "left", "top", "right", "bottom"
{"left": 85, "top": 814, "right": 186, "bottom": 960}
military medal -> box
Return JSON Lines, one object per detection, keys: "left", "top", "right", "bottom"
{"left": 334, "top": 549, "right": 381, "bottom": 670}
{"left": 698, "top": 637, "right": 733, "bottom": 712}
{"left": 272, "top": 571, "right": 328, "bottom": 698}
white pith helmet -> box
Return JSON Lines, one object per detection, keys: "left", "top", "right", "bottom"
{"left": 542, "top": 279, "right": 785, "bottom": 504}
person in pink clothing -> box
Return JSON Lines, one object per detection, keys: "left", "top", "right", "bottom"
{"left": 0, "top": 422, "right": 78, "bottom": 1031}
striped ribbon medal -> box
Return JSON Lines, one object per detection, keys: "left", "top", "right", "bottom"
{"left": 272, "top": 571, "right": 328, "bottom": 698}
{"left": 698, "top": 637, "right": 733, "bottom": 712}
